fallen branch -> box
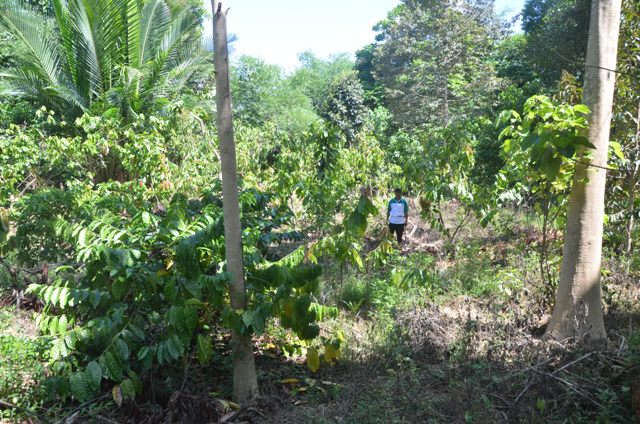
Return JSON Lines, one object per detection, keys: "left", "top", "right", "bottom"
{"left": 513, "top": 379, "right": 537, "bottom": 405}
{"left": 551, "top": 352, "right": 592, "bottom": 375}
{"left": 54, "top": 393, "right": 111, "bottom": 424}
{"left": 531, "top": 368, "right": 606, "bottom": 410}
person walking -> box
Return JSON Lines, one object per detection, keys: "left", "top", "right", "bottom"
{"left": 387, "top": 188, "right": 408, "bottom": 244}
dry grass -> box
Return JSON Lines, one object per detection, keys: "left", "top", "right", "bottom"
{"left": 248, "top": 270, "right": 639, "bottom": 424}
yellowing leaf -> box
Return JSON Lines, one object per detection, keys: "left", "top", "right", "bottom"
{"left": 306, "top": 347, "right": 320, "bottom": 373}
{"left": 324, "top": 344, "right": 341, "bottom": 365}
{"left": 215, "top": 398, "right": 240, "bottom": 411}
{"left": 1, "top": 208, "right": 11, "bottom": 232}
{"left": 112, "top": 385, "right": 123, "bottom": 407}
{"left": 280, "top": 378, "right": 300, "bottom": 384}
{"left": 215, "top": 399, "right": 230, "bottom": 410}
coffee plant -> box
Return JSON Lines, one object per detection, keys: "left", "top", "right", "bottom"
{"left": 24, "top": 184, "right": 336, "bottom": 403}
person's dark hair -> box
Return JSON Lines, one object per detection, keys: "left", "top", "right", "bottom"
{"left": 394, "top": 188, "right": 402, "bottom": 194}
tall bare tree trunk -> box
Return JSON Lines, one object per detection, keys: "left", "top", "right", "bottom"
{"left": 212, "top": 0, "right": 259, "bottom": 402}
{"left": 624, "top": 102, "right": 640, "bottom": 254}
{"left": 545, "top": 0, "right": 622, "bottom": 342}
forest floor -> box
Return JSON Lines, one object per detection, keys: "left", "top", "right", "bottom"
{"left": 1, "top": 204, "right": 639, "bottom": 423}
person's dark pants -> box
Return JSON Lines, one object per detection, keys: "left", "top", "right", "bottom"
{"left": 389, "top": 223, "right": 405, "bottom": 243}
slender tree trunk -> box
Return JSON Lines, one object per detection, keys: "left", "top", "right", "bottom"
{"left": 624, "top": 102, "right": 640, "bottom": 254}
{"left": 212, "top": 0, "right": 259, "bottom": 403}
{"left": 540, "top": 186, "right": 551, "bottom": 305}
{"left": 442, "top": 81, "right": 449, "bottom": 128}
{"left": 545, "top": 0, "right": 622, "bottom": 341}
{"left": 625, "top": 173, "right": 637, "bottom": 254}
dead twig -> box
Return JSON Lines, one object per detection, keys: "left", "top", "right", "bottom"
{"left": 513, "top": 378, "right": 538, "bottom": 405}
{"left": 217, "top": 409, "right": 240, "bottom": 423}
{"left": 488, "top": 392, "right": 512, "bottom": 408}
{"left": 94, "top": 415, "right": 120, "bottom": 424}
{"left": 551, "top": 352, "right": 593, "bottom": 375}
{"left": 531, "top": 368, "right": 606, "bottom": 410}
{"left": 54, "top": 393, "right": 111, "bottom": 424}
{"left": 0, "top": 400, "right": 51, "bottom": 423}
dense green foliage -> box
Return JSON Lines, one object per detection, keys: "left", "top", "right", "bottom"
{"left": 0, "top": 0, "right": 208, "bottom": 120}
{"left": 0, "top": 0, "right": 639, "bottom": 421}
{"left": 22, "top": 183, "right": 335, "bottom": 402}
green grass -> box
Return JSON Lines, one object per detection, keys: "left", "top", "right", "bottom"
{"left": 0, "top": 307, "right": 50, "bottom": 421}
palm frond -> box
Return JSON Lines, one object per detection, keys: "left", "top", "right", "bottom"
{"left": 89, "top": 0, "right": 126, "bottom": 92}
{"left": 139, "top": 0, "right": 171, "bottom": 66}
{"left": 1, "top": 0, "right": 206, "bottom": 119}
{"left": 0, "top": 3, "right": 63, "bottom": 86}
{"left": 124, "top": 0, "right": 141, "bottom": 68}
{"left": 0, "top": 67, "right": 87, "bottom": 112}
{"left": 0, "top": 69, "right": 48, "bottom": 98}
{"left": 68, "top": 0, "right": 104, "bottom": 99}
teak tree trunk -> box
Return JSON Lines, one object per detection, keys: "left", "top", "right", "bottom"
{"left": 212, "top": 0, "right": 259, "bottom": 402}
{"left": 545, "top": 0, "right": 622, "bottom": 341}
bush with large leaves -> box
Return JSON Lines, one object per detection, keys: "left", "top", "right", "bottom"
{"left": 0, "top": 0, "right": 207, "bottom": 120}
{"left": 21, "top": 183, "right": 334, "bottom": 403}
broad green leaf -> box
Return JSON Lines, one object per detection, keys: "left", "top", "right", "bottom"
{"left": 58, "top": 287, "right": 70, "bottom": 308}
{"left": 58, "top": 314, "right": 68, "bottom": 334}
{"left": 114, "top": 338, "right": 130, "bottom": 361}
{"left": 138, "top": 346, "right": 150, "bottom": 360}
{"left": 502, "top": 138, "right": 512, "bottom": 153}
{"left": 70, "top": 372, "right": 90, "bottom": 402}
{"left": 50, "top": 287, "right": 60, "bottom": 306}
{"left": 196, "top": 334, "right": 212, "bottom": 365}
{"left": 495, "top": 109, "right": 512, "bottom": 128}
{"left": 78, "top": 228, "right": 87, "bottom": 247}
{"left": 185, "top": 298, "right": 205, "bottom": 306}
{"left": 610, "top": 141, "right": 624, "bottom": 160}
{"left": 120, "top": 379, "right": 136, "bottom": 400}
{"left": 242, "top": 310, "right": 255, "bottom": 328}
{"left": 521, "top": 133, "right": 539, "bottom": 150}
{"left": 102, "top": 351, "right": 124, "bottom": 381}
{"left": 540, "top": 154, "right": 563, "bottom": 179}
{"left": 127, "top": 370, "right": 143, "bottom": 394}
{"left": 574, "top": 104, "right": 590, "bottom": 114}
{"left": 572, "top": 136, "right": 596, "bottom": 149}
{"left": 166, "top": 335, "right": 183, "bottom": 360}
{"left": 111, "top": 279, "right": 129, "bottom": 300}
{"left": 86, "top": 361, "right": 102, "bottom": 391}
{"left": 558, "top": 144, "right": 576, "bottom": 158}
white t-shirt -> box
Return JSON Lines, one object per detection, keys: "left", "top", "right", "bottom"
{"left": 388, "top": 199, "right": 407, "bottom": 224}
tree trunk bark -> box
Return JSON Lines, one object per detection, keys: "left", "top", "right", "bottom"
{"left": 624, "top": 102, "right": 640, "bottom": 254}
{"left": 625, "top": 172, "right": 637, "bottom": 254}
{"left": 212, "top": 0, "right": 259, "bottom": 403}
{"left": 545, "top": 0, "right": 622, "bottom": 342}
{"left": 442, "top": 81, "right": 449, "bottom": 128}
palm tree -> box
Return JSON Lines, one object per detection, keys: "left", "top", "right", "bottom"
{"left": 0, "top": 0, "right": 208, "bottom": 120}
